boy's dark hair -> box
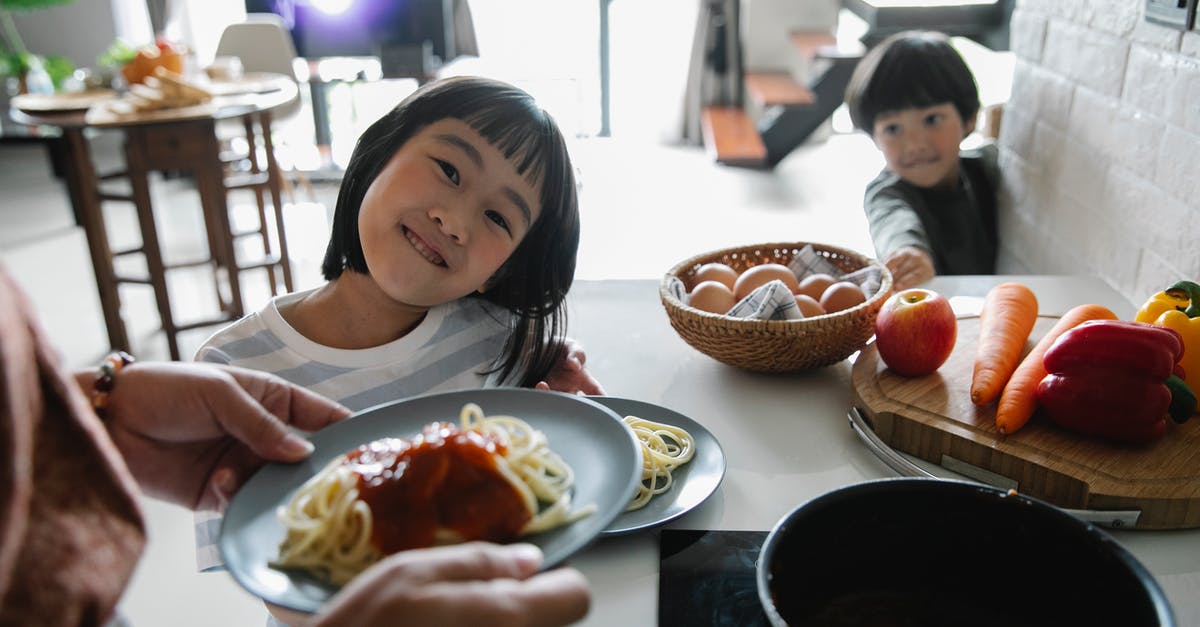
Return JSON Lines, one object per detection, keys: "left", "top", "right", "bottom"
{"left": 321, "top": 76, "right": 579, "bottom": 387}
{"left": 845, "top": 30, "right": 980, "bottom": 136}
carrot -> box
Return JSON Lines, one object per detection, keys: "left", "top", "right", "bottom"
{"left": 994, "top": 303, "right": 1118, "bottom": 435}
{"left": 970, "top": 282, "right": 1040, "bottom": 406}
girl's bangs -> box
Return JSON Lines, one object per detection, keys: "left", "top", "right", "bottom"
{"left": 462, "top": 107, "right": 556, "bottom": 188}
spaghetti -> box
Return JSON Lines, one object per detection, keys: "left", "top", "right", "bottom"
{"left": 273, "top": 403, "right": 593, "bottom": 585}
{"left": 622, "top": 416, "right": 695, "bottom": 511}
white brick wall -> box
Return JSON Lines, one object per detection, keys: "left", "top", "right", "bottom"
{"left": 1001, "top": 0, "right": 1200, "bottom": 303}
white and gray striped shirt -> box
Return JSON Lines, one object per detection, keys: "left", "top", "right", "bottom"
{"left": 191, "top": 287, "right": 517, "bottom": 571}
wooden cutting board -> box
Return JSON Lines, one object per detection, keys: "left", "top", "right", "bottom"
{"left": 852, "top": 315, "right": 1200, "bottom": 530}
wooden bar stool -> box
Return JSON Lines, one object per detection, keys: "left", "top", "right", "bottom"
{"left": 221, "top": 109, "right": 294, "bottom": 296}
{"left": 11, "top": 78, "right": 300, "bottom": 361}
{"left": 114, "top": 112, "right": 294, "bottom": 359}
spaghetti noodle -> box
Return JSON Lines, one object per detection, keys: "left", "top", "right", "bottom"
{"left": 622, "top": 416, "right": 695, "bottom": 511}
{"left": 272, "top": 403, "right": 593, "bottom": 585}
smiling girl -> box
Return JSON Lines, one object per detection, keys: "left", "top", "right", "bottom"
{"left": 198, "top": 76, "right": 591, "bottom": 404}
{"left": 845, "top": 30, "right": 1000, "bottom": 290}
{"left": 189, "top": 76, "right": 600, "bottom": 575}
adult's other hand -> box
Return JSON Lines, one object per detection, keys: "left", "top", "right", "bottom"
{"left": 312, "top": 542, "right": 589, "bottom": 627}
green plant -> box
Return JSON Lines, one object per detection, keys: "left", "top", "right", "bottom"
{"left": 1, "top": 0, "right": 77, "bottom": 87}
{"left": 97, "top": 38, "right": 137, "bottom": 69}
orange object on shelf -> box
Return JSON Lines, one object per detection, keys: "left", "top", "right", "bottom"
{"left": 121, "top": 40, "right": 186, "bottom": 85}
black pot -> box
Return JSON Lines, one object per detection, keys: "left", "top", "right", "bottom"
{"left": 756, "top": 478, "right": 1174, "bottom": 627}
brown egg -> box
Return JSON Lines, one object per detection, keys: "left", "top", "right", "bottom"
{"left": 794, "top": 293, "right": 826, "bottom": 318}
{"left": 797, "top": 273, "right": 836, "bottom": 301}
{"left": 733, "top": 263, "right": 800, "bottom": 300}
{"left": 693, "top": 262, "right": 738, "bottom": 290}
{"left": 688, "top": 280, "right": 737, "bottom": 314}
{"left": 819, "top": 281, "right": 867, "bottom": 313}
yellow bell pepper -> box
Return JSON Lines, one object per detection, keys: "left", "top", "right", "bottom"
{"left": 1135, "top": 280, "right": 1200, "bottom": 391}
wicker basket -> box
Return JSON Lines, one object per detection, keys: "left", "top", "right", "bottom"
{"left": 659, "top": 242, "right": 894, "bottom": 373}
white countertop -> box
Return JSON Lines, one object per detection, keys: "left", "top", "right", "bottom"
{"left": 562, "top": 276, "right": 1197, "bottom": 627}
{"left": 119, "top": 275, "right": 1200, "bottom": 627}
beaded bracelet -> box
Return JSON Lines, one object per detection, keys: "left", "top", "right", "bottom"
{"left": 93, "top": 351, "right": 135, "bottom": 419}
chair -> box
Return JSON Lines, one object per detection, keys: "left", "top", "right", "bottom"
{"left": 211, "top": 14, "right": 308, "bottom": 296}
{"left": 214, "top": 14, "right": 304, "bottom": 121}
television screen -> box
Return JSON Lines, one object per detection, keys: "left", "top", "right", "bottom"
{"left": 245, "top": 0, "right": 454, "bottom": 62}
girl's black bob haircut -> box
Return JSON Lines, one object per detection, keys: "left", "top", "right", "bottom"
{"left": 845, "top": 30, "right": 980, "bottom": 136}
{"left": 321, "top": 76, "right": 580, "bottom": 387}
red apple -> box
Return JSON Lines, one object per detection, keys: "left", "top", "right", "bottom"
{"left": 874, "top": 288, "right": 957, "bottom": 376}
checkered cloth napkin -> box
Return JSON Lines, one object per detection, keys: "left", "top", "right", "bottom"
{"left": 786, "top": 245, "right": 884, "bottom": 299}
{"left": 667, "top": 245, "right": 884, "bottom": 320}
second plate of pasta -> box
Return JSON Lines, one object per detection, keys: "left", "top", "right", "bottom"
{"left": 219, "top": 388, "right": 641, "bottom": 614}
{"left": 591, "top": 396, "right": 726, "bottom": 535}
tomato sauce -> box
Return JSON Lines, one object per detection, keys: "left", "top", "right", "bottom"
{"left": 343, "top": 422, "right": 532, "bottom": 554}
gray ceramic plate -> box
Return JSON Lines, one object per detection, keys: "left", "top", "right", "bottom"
{"left": 593, "top": 396, "right": 726, "bottom": 535}
{"left": 219, "top": 388, "right": 641, "bottom": 614}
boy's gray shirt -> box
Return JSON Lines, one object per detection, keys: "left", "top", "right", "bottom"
{"left": 863, "top": 142, "right": 999, "bottom": 275}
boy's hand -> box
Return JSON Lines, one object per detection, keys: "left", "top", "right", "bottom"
{"left": 885, "top": 246, "right": 935, "bottom": 291}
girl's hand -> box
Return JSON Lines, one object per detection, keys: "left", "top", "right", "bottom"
{"left": 310, "top": 542, "right": 589, "bottom": 627}
{"left": 535, "top": 338, "right": 605, "bottom": 396}
{"left": 97, "top": 362, "right": 351, "bottom": 511}
{"left": 885, "top": 246, "right": 936, "bottom": 291}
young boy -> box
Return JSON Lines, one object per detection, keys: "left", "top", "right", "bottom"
{"left": 844, "top": 30, "right": 999, "bottom": 290}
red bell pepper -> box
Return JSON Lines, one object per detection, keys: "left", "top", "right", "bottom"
{"left": 1036, "top": 320, "right": 1197, "bottom": 444}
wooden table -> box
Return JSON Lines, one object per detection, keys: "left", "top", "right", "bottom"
{"left": 9, "top": 76, "right": 298, "bottom": 360}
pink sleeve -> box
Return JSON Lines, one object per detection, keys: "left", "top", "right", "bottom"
{"left": 0, "top": 268, "right": 146, "bottom": 626}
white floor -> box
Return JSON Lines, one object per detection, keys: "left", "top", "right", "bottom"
{"left": 1, "top": 118, "right": 885, "bottom": 626}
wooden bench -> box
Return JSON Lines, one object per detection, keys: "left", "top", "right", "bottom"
{"left": 701, "top": 106, "right": 766, "bottom": 167}
{"left": 790, "top": 31, "right": 866, "bottom": 60}
{"left": 744, "top": 72, "right": 815, "bottom": 108}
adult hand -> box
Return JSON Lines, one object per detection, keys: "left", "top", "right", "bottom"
{"left": 885, "top": 246, "right": 936, "bottom": 291}
{"left": 94, "top": 362, "right": 351, "bottom": 511}
{"left": 310, "top": 542, "right": 589, "bottom": 627}
{"left": 535, "top": 338, "right": 605, "bottom": 396}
